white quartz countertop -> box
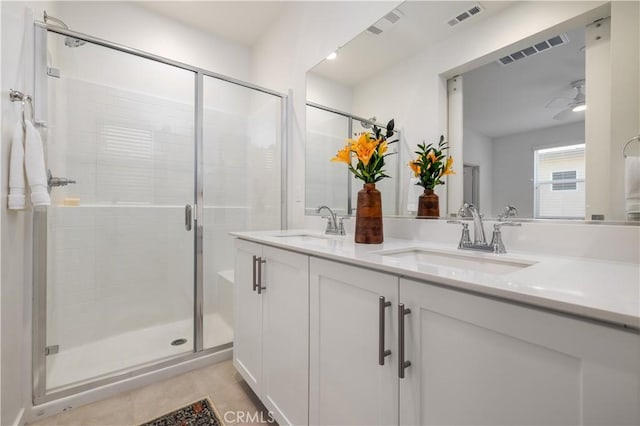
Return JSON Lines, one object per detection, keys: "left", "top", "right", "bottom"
{"left": 232, "top": 230, "right": 640, "bottom": 329}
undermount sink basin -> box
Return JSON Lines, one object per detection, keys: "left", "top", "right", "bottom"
{"left": 272, "top": 233, "right": 334, "bottom": 242}
{"left": 375, "top": 247, "right": 537, "bottom": 275}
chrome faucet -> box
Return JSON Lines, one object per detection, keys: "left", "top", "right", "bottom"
{"left": 316, "top": 205, "right": 346, "bottom": 236}
{"left": 459, "top": 203, "right": 486, "bottom": 245}
{"left": 448, "top": 203, "right": 520, "bottom": 253}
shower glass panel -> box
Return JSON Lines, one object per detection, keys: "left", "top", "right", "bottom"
{"left": 305, "top": 106, "right": 350, "bottom": 215}
{"left": 44, "top": 32, "right": 196, "bottom": 392}
{"left": 202, "top": 76, "right": 282, "bottom": 349}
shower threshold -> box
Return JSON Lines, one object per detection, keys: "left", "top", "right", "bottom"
{"left": 45, "top": 312, "right": 233, "bottom": 392}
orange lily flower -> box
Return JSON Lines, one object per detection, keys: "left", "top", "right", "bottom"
{"left": 409, "top": 161, "right": 421, "bottom": 177}
{"left": 331, "top": 144, "right": 352, "bottom": 165}
{"left": 441, "top": 156, "right": 455, "bottom": 176}
{"left": 378, "top": 140, "right": 388, "bottom": 156}
{"left": 350, "top": 133, "right": 379, "bottom": 166}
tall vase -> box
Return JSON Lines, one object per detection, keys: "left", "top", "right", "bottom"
{"left": 417, "top": 188, "right": 439, "bottom": 218}
{"left": 355, "top": 183, "right": 383, "bottom": 244}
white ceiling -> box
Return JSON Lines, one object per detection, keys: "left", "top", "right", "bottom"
{"left": 138, "top": 1, "right": 286, "bottom": 47}
{"left": 464, "top": 27, "right": 586, "bottom": 138}
{"left": 309, "top": 1, "right": 513, "bottom": 86}
{"left": 138, "top": 1, "right": 585, "bottom": 139}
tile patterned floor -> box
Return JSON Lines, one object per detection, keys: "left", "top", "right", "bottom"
{"left": 28, "top": 360, "right": 275, "bottom": 426}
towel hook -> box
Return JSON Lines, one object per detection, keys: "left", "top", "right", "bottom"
{"left": 9, "top": 89, "right": 34, "bottom": 130}
{"left": 623, "top": 135, "right": 640, "bottom": 158}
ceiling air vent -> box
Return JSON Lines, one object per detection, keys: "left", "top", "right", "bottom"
{"left": 497, "top": 33, "right": 569, "bottom": 65}
{"left": 367, "top": 8, "right": 403, "bottom": 35}
{"left": 448, "top": 3, "right": 483, "bottom": 27}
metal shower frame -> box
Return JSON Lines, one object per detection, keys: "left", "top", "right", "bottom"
{"left": 32, "top": 21, "right": 289, "bottom": 404}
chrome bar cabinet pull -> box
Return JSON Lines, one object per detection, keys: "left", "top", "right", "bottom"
{"left": 257, "top": 258, "right": 267, "bottom": 294}
{"left": 379, "top": 296, "right": 392, "bottom": 365}
{"left": 398, "top": 303, "right": 412, "bottom": 378}
{"left": 252, "top": 255, "right": 259, "bottom": 292}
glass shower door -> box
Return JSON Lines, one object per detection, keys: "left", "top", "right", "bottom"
{"left": 201, "top": 76, "right": 283, "bottom": 350}
{"left": 42, "top": 31, "right": 197, "bottom": 392}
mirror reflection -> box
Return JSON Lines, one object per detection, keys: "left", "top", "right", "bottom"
{"left": 462, "top": 27, "right": 585, "bottom": 219}
{"left": 306, "top": 1, "right": 639, "bottom": 222}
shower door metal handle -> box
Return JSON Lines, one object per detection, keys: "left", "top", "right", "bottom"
{"left": 185, "top": 204, "right": 192, "bottom": 231}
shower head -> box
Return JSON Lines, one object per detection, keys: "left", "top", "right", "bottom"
{"left": 360, "top": 117, "right": 377, "bottom": 129}
{"left": 64, "top": 37, "right": 86, "bottom": 48}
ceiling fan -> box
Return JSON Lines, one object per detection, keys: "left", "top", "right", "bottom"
{"left": 546, "top": 79, "right": 586, "bottom": 121}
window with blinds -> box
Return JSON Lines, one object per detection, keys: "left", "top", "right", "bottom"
{"left": 551, "top": 170, "right": 577, "bottom": 191}
{"left": 534, "top": 144, "right": 585, "bottom": 219}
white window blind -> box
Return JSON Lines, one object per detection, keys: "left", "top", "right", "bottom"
{"left": 534, "top": 144, "right": 585, "bottom": 219}
{"left": 551, "top": 170, "right": 577, "bottom": 191}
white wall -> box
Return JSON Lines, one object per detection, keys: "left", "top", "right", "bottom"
{"left": 52, "top": 1, "right": 252, "bottom": 81}
{"left": 492, "top": 122, "right": 584, "bottom": 218}
{"left": 463, "top": 127, "right": 493, "bottom": 215}
{"left": 306, "top": 72, "right": 353, "bottom": 112}
{"left": 251, "top": 1, "right": 403, "bottom": 227}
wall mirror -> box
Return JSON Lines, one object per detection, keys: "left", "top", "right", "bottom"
{"left": 305, "top": 1, "right": 639, "bottom": 222}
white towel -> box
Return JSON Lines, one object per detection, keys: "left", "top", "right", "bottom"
{"left": 8, "top": 122, "right": 26, "bottom": 210}
{"left": 625, "top": 156, "right": 640, "bottom": 214}
{"left": 24, "top": 121, "right": 50, "bottom": 206}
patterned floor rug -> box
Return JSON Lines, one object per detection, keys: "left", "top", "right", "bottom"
{"left": 140, "top": 397, "right": 224, "bottom": 426}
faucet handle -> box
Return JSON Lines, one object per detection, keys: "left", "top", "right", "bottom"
{"left": 499, "top": 205, "right": 518, "bottom": 221}
{"left": 448, "top": 220, "right": 471, "bottom": 248}
{"left": 494, "top": 221, "right": 521, "bottom": 229}
{"left": 323, "top": 216, "right": 337, "bottom": 231}
{"left": 337, "top": 216, "right": 349, "bottom": 236}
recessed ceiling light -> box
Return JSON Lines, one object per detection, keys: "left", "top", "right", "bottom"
{"left": 572, "top": 104, "right": 586, "bottom": 112}
{"left": 326, "top": 52, "right": 337, "bottom": 60}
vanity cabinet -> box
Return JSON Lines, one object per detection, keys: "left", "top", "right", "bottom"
{"left": 399, "top": 278, "right": 640, "bottom": 425}
{"left": 309, "top": 258, "right": 399, "bottom": 425}
{"left": 233, "top": 239, "right": 309, "bottom": 426}
{"left": 234, "top": 239, "right": 640, "bottom": 426}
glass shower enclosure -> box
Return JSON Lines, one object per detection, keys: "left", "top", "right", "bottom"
{"left": 32, "top": 23, "right": 286, "bottom": 403}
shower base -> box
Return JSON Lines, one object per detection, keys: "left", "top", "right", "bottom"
{"left": 46, "top": 312, "right": 233, "bottom": 392}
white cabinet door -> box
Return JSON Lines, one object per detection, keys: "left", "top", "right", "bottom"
{"left": 261, "top": 246, "right": 309, "bottom": 426}
{"left": 233, "top": 239, "right": 263, "bottom": 395}
{"left": 399, "top": 278, "right": 640, "bottom": 426}
{"left": 310, "top": 258, "right": 399, "bottom": 426}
